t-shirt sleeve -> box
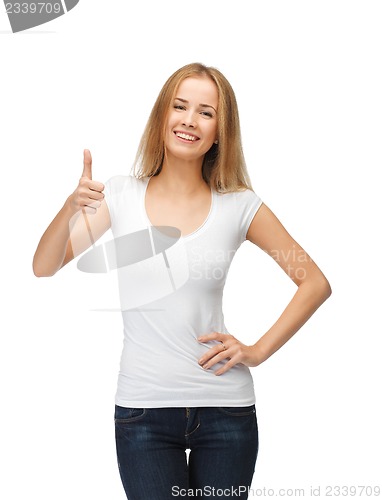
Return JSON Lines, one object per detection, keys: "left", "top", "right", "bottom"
{"left": 237, "top": 188, "right": 263, "bottom": 244}
{"left": 103, "top": 175, "right": 128, "bottom": 201}
{"left": 103, "top": 175, "right": 132, "bottom": 230}
{"left": 103, "top": 176, "right": 117, "bottom": 228}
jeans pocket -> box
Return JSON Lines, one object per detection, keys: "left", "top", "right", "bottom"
{"left": 114, "top": 405, "right": 147, "bottom": 424}
{"left": 216, "top": 404, "right": 256, "bottom": 416}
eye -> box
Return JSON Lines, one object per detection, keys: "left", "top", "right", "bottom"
{"left": 200, "top": 111, "right": 213, "bottom": 118}
{"left": 174, "top": 104, "right": 186, "bottom": 110}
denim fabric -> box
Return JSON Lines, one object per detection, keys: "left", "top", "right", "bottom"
{"left": 114, "top": 404, "right": 259, "bottom": 499}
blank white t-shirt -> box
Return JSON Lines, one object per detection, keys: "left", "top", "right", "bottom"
{"left": 103, "top": 174, "right": 263, "bottom": 408}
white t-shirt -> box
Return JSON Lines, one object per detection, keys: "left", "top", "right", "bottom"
{"left": 103, "top": 174, "right": 263, "bottom": 408}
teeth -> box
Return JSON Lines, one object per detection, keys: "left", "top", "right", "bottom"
{"left": 176, "top": 132, "right": 196, "bottom": 141}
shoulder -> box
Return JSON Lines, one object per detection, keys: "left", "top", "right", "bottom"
{"left": 219, "top": 187, "right": 262, "bottom": 206}
{"left": 104, "top": 174, "right": 144, "bottom": 196}
{"left": 219, "top": 188, "right": 263, "bottom": 244}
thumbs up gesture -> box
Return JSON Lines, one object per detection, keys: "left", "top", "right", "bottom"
{"left": 69, "top": 149, "right": 105, "bottom": 215}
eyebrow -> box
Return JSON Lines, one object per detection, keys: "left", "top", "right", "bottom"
{"left": 174, "top": 97, "right": 217, "bottom": 113}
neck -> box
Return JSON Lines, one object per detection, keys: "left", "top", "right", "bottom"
{"left": 156, "top": 155, "right": 208, "bottom": 196}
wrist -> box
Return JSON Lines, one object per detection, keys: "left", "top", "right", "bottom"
{"left": 64, "top": 194, "right": 78, "bottom": 218}
{"left": 250, "top": 343, "right": 267, "bottom": 367}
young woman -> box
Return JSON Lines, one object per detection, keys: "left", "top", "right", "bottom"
{"left": 33, "top": 62, "right": 331, "bottom": 499}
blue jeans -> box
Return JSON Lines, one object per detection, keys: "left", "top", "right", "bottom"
{"left": 114, "top": 404, "right": 259, "bottom": 499}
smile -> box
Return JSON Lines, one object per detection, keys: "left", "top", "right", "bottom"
{"left": 174, "top": 131, "right": 200, "bottom": 142}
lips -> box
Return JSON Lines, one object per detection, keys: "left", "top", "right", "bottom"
{"left": 174, "top": 131, "right": 200, "bottom": 142}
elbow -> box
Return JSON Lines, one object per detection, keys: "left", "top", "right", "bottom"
{"left": 32, "top": 258, "right": 55, "bottom": 278}
{"left": 32, "top": 256, "right": 43, "bottom": 277}
{"left": 33, "top": 269, "right": 50, "bottom": 278}
{"left": 32, "top": 266, "right": 52, "bottom": 278}
{"left": 316, "top": 275, "right": 332, "bottom": 303}
{"left": 323, "top": 279, "right": 332, "bottom": 301}
{"left": 299, "top": 272, "right": 332, "bottom": 305}
{"left": 32, "top": 258, "right": 42, "bottom": 277}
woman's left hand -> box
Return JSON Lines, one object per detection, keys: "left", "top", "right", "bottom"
{"left": 197, "top": 332, "right": 262, "bottom": 376}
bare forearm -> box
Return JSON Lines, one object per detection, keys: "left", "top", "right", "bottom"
{"left": 32, "top": 197, "right": 75, "bottom": 277}
{"left": 253, "top": 277, "right": 332, "bottom": 365}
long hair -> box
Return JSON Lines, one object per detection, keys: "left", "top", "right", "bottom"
{"left": 132, "top": 62, "right": 254, "bottom": 193}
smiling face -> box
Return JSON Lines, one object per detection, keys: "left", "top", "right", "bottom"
{"left": 164, "top": 76, "right": 219, "bottom": 165}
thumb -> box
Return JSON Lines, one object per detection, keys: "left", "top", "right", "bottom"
{"left": 82, "top": 149, "right": 92, "bottom": 179}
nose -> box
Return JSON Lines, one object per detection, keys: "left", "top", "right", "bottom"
{"left": 182, "top": 110, "right": 196, "bottom": 128}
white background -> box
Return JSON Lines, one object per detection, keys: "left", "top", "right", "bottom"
{"left": 1, "top": 1, "right": 381, "bottom": 498}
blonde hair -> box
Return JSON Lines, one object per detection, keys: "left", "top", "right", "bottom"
{"left": 132, "top": 62, "right": 254, "bottom": 193}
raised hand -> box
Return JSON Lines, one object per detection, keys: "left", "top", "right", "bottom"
{"left": 69, "top": 149, "right": 105, "bottom": 215}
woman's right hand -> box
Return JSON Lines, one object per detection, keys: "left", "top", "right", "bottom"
{"left": 33, "top": 149, "right": 111, "bottom": 277}
{"left": 68, "top": 149, "right": 105, "bottom": 215}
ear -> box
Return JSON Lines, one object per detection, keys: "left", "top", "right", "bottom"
{"left": 214, "top": 139, "right": 219, "bottom": 145}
